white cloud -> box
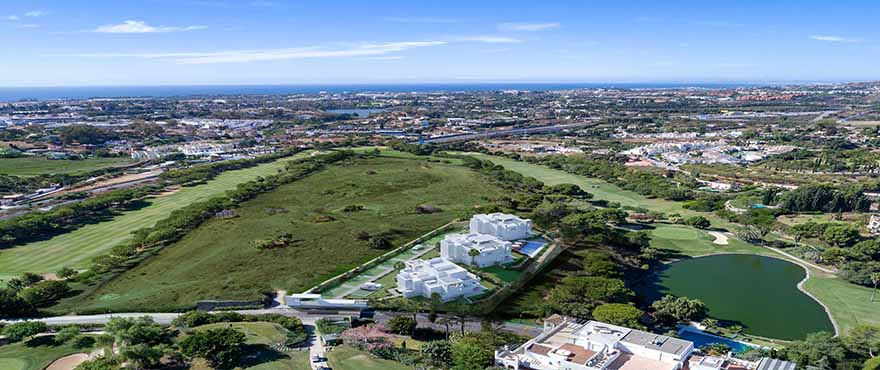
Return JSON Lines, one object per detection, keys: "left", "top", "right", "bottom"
{"left": 498, "top": 22, "right": 560, "bottom": 32}
{"left": 810, "top": 35, "right": 859, "bottom": 43}
{"left": 25, "top": 10, "right": 47, "bottom": 17}
{"left": 61, "top": 41, "right": 447, "bottom": 64}
{"left": 18, "top": 24, "right": 39, "bottom": 29}
{"left": 458, "top": 35, "right": 522, "bottom": 44}
{"left": 5, "top": 15, "right": 20, "bottom": 21}
{"left": 362, "top": 56, "right": 405, "bottom": 61}
{"left": 94, "top": 20, "right": 206, "bottom": 34}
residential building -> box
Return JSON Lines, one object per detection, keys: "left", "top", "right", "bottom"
{"left": 868, "top": 214, "right": 880, "bottom": 235}
{"left": 396, "top": 257, "right": 485, "bottom": 301}
{"left": 495, "top": 318, "right": 694, "bottom": 370}
{"left": 441, "top": 232, "right": 513, "bottom": 268}
{"left": 470, "top": 213, "right": 533, "bottom": 241}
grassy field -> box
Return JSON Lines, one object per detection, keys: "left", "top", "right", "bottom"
{"left": 188, "top": 322, "right": 310, "bottom": 370}
{"left": 0, "top": 338, "right": 95, "bottom": 370}
{"left": 0, "top": 152, "right": 312, "bottom": 282}
{"left": 0, "top": 156, "right": 133, "bottom": 177}
{"left": 326, "top": 345, "right": 413, "bottom": 370}
{"left": 474, "top": 154, "right": 880, "bottom": 334}
{"left": 53, "top": 155, "right": 507, "bottom": 312}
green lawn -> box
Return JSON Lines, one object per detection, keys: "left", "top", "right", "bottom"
{"left": 191, "top": 322, "right": 289, "bottom": 344}
{"left": 0, "top": 152, "right": 311, "bottom": 282}
{"left": 0, "top": 156, "right": 132, "bottom": 177}
{"left": 326, "top": 345, "right": 413, "bottom": 370}
{"left": 802, "top": 276, "right": 880, "bottom": 334}
{"left": 53, "top": 155, "right": 508, "bottom": 312}
{"left": 646, "top": 224, "right": 766, "bottom": 259}
{"left": 473, "top": 154, "right": 880, "bottom": 334}
{"left": 187, "top": 322, "right": 310, "bottom": 370}
{"left": 0, "top": 338, "right": 95, "bottom": 370}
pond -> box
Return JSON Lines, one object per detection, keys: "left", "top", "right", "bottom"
{"left": 641, "top": 254, "right": 835, "bottom": 340}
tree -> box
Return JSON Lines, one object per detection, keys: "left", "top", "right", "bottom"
{"left": 547, "top": 276, "right": 633, "bottom": 319}
{"left": 0, "top": 288, "right": 33, "bottom": 318}
{"left": 105, "top": 316, "right": 167, "bottom": 347}
{"left": 18, "top": 280, "right": 71, "bottom": 307}
{"left": 172, "top": 310, "right": 215, "bottom": 328}
{"left": 368, "top": 236, "right": 392, "bottom": 249}
{"left": 121, "top": 343, "right": 165, "bottom": 370}
{"left": 57, "top": 267, "right": 78, "bottom": 280}
{"left": 652, "top": 295, "right": 708, "bottom": 323}
{"left": 781, "top": 332, "right": 846, "bottom": 370}
{"left": 844, "top": 325, "right": 880, "bottom": 358}
{"left": 7, "top": 272, "right": 43, "bottom": 292}
{"left": 70, "top": 335, "right": 95, "bottom": 349}
{"left": 387, "top": 316, "right": 417, "bottom": 336}
{"left": 452, "top": 335, "right": 494, "bottom": 370}
{"left": 179, "top": 327, "right": 246, "bottom": 369}
{"left": 822, "top": 225, "right": 860, "bottom": 248}
{"left": 736, "top": 225, "right": 766, "bottom": 243}
{"left": 582, "top": 252, "right": 621, "bottom": 278}
{"left": 545, "top": 183, "right": 592, "bottom": 198}
{"left": 592, "top": 304, "right": 644, "bottom": 328}
{"left": 685, "top": 216, "right": 711, "bottom": 229}
{"left": 54, "top": 325, "right": 82, "bottom": 344}
{"left": 2, "top": 321, "right": 47, "bottom": 342}
{"left": 422, "top": 339, "right": 453, "bottom": 367}
{"left": 468, "top": 248, "right": 481, "bottom": 266}
{"left": 74, "top": 357, "right": 121, "bottom": 370}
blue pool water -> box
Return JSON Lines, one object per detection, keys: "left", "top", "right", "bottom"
{"left": 751, "top": 204, "right": 768, "bottom": 209}
{"left": 518, "top": 239, "right": 547, "bottom": 258}
{"left": 678, "top": 330, "right": 753, "bottom": 353}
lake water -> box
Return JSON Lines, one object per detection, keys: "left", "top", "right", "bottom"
{"left": 641, "top": 254, "right": 834, "bottom": 340}
{"left": 324, "top": 108, "right": 385, "bottom": 117}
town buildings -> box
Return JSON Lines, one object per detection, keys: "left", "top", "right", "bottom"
{"left": 441, "top": 232, "right": 513, "bottom": 268}
{"left": 470, "top": 212, "right": 533, "bottom": 241}
{"left": 395, "top": 257, "right": 485, "bottom": 301}
{"left": 495, "top": 318, "right": 694, "bottom": 370}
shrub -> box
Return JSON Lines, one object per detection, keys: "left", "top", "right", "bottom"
{"left": 387, "top": 316, "right": 417, "bottom": 335}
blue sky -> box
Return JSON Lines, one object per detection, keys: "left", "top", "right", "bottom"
{"left": 1, "top": 0, "right": 879, "bottom": 86}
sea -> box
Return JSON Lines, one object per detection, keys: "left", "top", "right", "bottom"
{"left": 0, "top": 82, "right": 771, "bottom": 102}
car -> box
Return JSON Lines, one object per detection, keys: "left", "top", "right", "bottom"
{"left": 311, "top": 355, "right": 327, "bottom": 363}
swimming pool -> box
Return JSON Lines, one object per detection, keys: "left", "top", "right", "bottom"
{"left": 517, "top": 239, "right": 547, "bottom": 258}
{"left": 678, "top": 329, "right": 754, "bottom": 353}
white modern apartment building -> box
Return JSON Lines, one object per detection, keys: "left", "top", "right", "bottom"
{"left": 441, "top": 232, "right": 513, "bottom": 268}
{"left": 470, "top": 213, "right": 533, "bottom": 241}
{"left": 396, "top": 257, "right": 485, "bottom": 301}
{"left": 495, "top": 318, "right": 694, "bottom": 370}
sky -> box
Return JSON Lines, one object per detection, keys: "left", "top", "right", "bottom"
{"left": 1, "top": 0, "right": 879, "bottom": 86}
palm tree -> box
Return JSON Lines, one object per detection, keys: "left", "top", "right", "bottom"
{"left": 871, "top": 273, "right": 880, "bottom": 302}
{"left": 468, "top": 248, "right": 481, "bottom": 266}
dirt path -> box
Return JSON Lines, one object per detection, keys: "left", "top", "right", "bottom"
{"left": 708, "top": 231, "right": 729, "bottom": 245}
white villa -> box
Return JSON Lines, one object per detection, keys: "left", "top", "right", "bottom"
{"left": 470, "top": 213, "right": 533, "bottom": 241}
{"left": 868, "top": 214, "right": 880, "bottom": 235}
{"left": 495, "top": 318, "right": 694, "bottom": 370}
{"left": 396, "top": 257, "right": 485, "bottom": 301}
{"left": 441, "top": 232, "right": 513, "bottom": 268}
